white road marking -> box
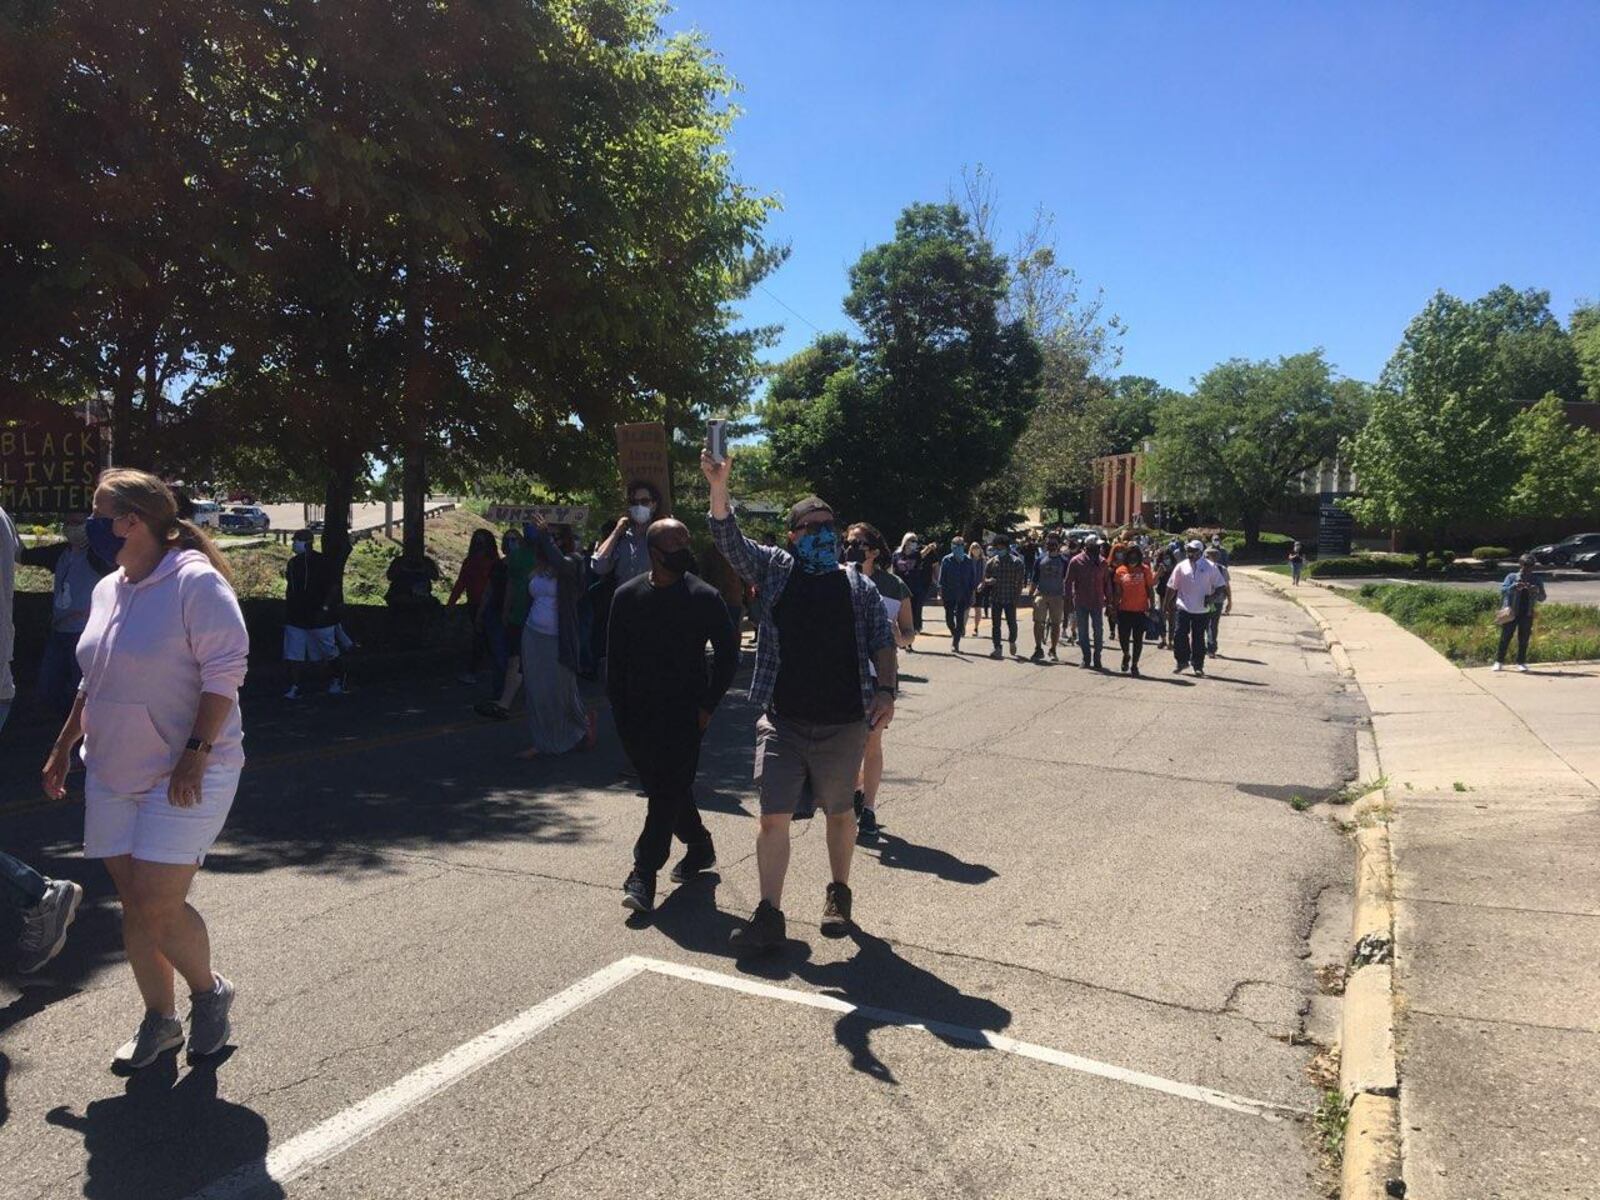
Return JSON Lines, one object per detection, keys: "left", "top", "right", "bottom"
{"left": 634, "top": 957, "right": 1307, "bottom": 1121}
{"left": 181, "top": 956, "right": 651, "bottom": 1200}
{"left": 183, "top": 953, "right": 1304, "bottom": 1198}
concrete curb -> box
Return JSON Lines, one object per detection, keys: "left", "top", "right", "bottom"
{"left": 1242, "top": 569, "right": 1404, "bottom": 1200}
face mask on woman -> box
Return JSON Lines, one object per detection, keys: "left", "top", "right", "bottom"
{"left": 85, "top": 515, "right": 127, "bottom": 562}
{"left": 291, "top": 540, "right": 308, "bottom": 555}
{"left": 793, "top": 525, "right": 839, "bottom": 573}
{"left": 629, "top": 504, "right": 653, "bottom": 525}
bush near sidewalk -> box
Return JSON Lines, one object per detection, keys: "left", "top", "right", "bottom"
{"left": 1354, "top": 582, "right": 1600, "bottom": 666}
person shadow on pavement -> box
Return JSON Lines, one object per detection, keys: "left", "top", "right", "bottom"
{"left": 0, "top": 984, "right": 80, "bottom": 1129}
{"left": 861, "top": 831, "right": 998, "bottom": 885}
{"left": 46, "top": 1049, "right": 282, "bottom": 1200}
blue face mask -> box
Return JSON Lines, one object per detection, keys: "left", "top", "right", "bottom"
{"left": 793, "top": 525, "right": 839, "bottom": 573}
{"left": 85, "top": 515, "right": 126, "bottom": 563}
{"left": 952, "top": 544, "right": 968, "bottom": 559}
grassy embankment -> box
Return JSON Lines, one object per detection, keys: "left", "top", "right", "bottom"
{"left": 1353, "top": 582, "right": 1600, "bottom": 666}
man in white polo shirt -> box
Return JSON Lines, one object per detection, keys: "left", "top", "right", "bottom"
{"left": 1162, "top": 539, "right": 1225, "bottom": 677}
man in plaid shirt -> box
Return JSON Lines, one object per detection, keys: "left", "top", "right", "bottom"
{"left": 983, "top": 532, "right": 1027, "bottom": 658}
{"left": 703, "top": 450, "right": 898, "bottom": 954}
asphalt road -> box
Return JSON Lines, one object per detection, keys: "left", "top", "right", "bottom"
{"left": 0, "top": 574, "right": 1364, "bottom": 1199}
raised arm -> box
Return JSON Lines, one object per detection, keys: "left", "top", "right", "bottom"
{"left": 702, "top": 449, "right": 783, "bottom": 589}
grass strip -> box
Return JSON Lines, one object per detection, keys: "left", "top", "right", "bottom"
{"left": 1353, "top": 582, "right": 1600, "bottom": 666}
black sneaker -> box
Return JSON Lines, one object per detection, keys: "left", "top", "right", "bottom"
{"left": 729, "top": 901, "right": 785, "bottom": 955}
{"left": 820, "top": 882, "right": 854, "bottom": 937}
{"left": 1030, "top": 648, "right": 1044, "bottom": 662}
{"left": 989, "top": 647, "right": 1003, "bottom": 659}
{"left": 1130, "top": 663, "right": 1141, "bottom": 677}
{"left": 1120, "top": 656, "right": 1130, "bottom": 673}
{"left": 622, "top": 870, "right": 655, "bottom": 913}
{"left": 1173, "top": 662, "right": 1188, "bottom": 673}
{"left": 857, "top": 807, "right": 880, "bottom": 836}
{"left": 1092, "top": 655, "right": 1103, "bottom": 671}
{"left": 669, "top": 839, "right": 716, "bottom": 883}
{"left": 1048, "top": 648, "right": 1058, "bottom": 661}
{"left": 1193, "top": 666, "right": 1205, "bottom": 677}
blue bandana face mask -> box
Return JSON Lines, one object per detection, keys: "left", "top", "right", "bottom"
{"left": 793, "top": 524, "right": 839, "bottom": 573}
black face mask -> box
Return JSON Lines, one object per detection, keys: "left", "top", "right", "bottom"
{"left": 843, "top": 544, "right": 868, "bottom": 564}
{"left": 660, "top": 547, "right": 698, "bottom": 576}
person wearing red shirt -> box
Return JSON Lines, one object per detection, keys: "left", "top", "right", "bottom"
{"left": 448, "top": 529, "right": 499, "bottom": 683}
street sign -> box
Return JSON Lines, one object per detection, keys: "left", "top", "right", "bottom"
{"left": 0, "top": 417, "right": 102, "bottom": 515}
{"left": 1318, "top": 493, "right": 1354, "bottom": 557}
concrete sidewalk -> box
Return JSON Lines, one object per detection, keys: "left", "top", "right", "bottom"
{"left": 1249, "top": 572, "right": 1600, "bottom": 1200}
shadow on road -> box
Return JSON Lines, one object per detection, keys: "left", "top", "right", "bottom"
{"left": 861, "top": 831, "right": 998, "bottom": 885}
{"left": 0, "top": 983, "right": 81, "bottom": 1129}
{"left": 46, "top": 1048, "right": 282, "bottom": 1200}
{"left": 637, "top": 877, "right": 1012, "bottom": 1086}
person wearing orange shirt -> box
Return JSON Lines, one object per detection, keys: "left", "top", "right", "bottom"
{"left": 1113, "top": 545, "right": 1158, "bottom": 677}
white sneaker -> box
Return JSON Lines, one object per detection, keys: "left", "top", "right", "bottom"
{"left": 1490, "top": 662, "right": 1503, "bottom": 672}
{"left": 284, "top": 685, "right": 301, "bottom": 699}
{"left": 1516, "top": 664, "right": 1529, "bottom": 673}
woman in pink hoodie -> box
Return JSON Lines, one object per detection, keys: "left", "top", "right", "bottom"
{"left": 41, "top": 469, "right": 250, "bottom": 1070}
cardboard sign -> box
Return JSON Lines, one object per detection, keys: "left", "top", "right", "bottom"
{"left": 486, "top": 504, "right": 590, "bottom": 530}
{"left": 0, "top": 419, "right": 102, "bottom": 515}
{"left": 615, "top": 422, "right": 673, "bottom": 517}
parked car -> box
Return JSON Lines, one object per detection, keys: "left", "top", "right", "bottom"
{"left": 190, "top": 500, "right": 221, "bottom": 529}
{"left": 1528, "top": 532, "right": 1600, "bottom": 566}
{"left": 219, "top": 504, "right": 271, "bottom": 534}
{"left": 1573, "top": 547, "right": 1600, "bottom": 573}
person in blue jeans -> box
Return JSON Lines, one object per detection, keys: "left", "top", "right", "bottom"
{"left": 0, "top": 703, "right": 84, "bottom": 975}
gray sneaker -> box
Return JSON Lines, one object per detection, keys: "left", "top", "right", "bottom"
{"left": 17, "top": 879, "right": 83, "bottom": 974}
{"left": 188, "top": 973, "right": 235, "bottom": 1058}
{"left": 114, "top": 1012, "right": 185, "bottom": 1069}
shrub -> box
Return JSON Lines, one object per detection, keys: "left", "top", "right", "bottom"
{"left": 1354, "top": 582, "right": 1600, "bottom": 665}
{"left": 1472, "top": 546, "right": 1512, "bottom": 562}
{"left": 1308, "top": 556, "right": 1384, "bottom": 578}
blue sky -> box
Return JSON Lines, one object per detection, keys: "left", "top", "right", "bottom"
{"left": 664, "top": 1, "right": 1600, "bottom": 393}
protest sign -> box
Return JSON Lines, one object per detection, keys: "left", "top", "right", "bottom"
{"left": 486, "top": 504, "right": 590, "bottom": 530}
{"left": 614, "top": 422, "right": 673, "bottom": 517}
{"left": 0, "top": 418, "right": 102, "bottom": 515}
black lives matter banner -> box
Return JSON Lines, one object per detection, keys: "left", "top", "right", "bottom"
{"left": 0, "top": 419, "right": 102, "bottom": 515}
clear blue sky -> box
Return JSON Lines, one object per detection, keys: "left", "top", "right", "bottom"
{"left": 664, "top": 0, "right": 1600, "bottom": 393}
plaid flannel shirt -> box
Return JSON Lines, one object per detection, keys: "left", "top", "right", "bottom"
{"left": 984, "top": 552, "right": 1027, "bottom": 605}
{"left": 709, "top": 511, "right": 896, "bottom": 715}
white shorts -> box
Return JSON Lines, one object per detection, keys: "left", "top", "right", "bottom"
{"left": 84, "top": 762, "right": 243, "bottom": 866}
{"left": 284, "top": 625, "right": 340, "bottom": 662}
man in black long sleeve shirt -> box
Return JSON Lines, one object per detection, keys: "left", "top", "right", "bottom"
{"left": 608, "top": 519, "right": 738, "bottom": 913}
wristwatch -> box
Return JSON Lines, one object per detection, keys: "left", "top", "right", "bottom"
{"left": 874, "top": 684, "right": 896, "bottom": 695}
{"left": 185, "top": 737, "right": 213, "bottom": 754}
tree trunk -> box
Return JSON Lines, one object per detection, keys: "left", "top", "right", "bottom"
{"left": 323, "top": 447, "right": 359, "bottom": 601}
{"left": 400, "top": 257, "right": 428, "bottom": 561}
{"left": 1241, "top": 511, "right": 1261, "bottom": 552}
{"left": 402, "top": 439, "right": 426, "bottom": 561}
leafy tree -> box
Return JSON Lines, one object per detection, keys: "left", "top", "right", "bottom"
{"left": 1508, "top": 393, "right": 1600, "bottom": 519}
{"left": 1381, "top": 285, "right": 1580, "bottom": 405}
{"left": 1349, "top": 290, "right": 1534, "bottom": 557}
{"left": 763, "top": 203, "right": 1041, "bottom": 535}
{"left": 1571, "top": 301, "right": 1600, "bottom": 404}
{"left": 1142, "top": 351, "right": 1366, "bottom": 549}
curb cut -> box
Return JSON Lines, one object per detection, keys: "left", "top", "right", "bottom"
{"left": 1243, "top": 569, "right": 1405, "bottom": 1200}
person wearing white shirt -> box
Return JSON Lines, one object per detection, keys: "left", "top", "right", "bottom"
{"left": 1162, "top": 539, "right": 1226, "bottom": 676}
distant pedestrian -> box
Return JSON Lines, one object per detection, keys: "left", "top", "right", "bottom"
{"left": 447, "top": 528, "right": 499, "bottom": 684}
{"left": 1203, "top": 546, "right": 1233, "bottom": 656}
{"left": 1066, "top": 536, "right": 1113, "bottom": 669}
{"left": 283, "top": 529, "right": 347, "bottom": 699}
{"left": 705, "top": 452, "right": 897, "bottom": 953}
{"left": 1493, "top": 555, "right": 1546, "bottom": 673}
{"left": 971, "top": 540, "right": 990, "bottom": 638}
{"left": 18, "top": 511, "right": 114, "bottom": 716}
{"left": 892, "top": 532, "right": 937, "bottom": 635}
{"left": 1289, "top": 541, "right": 1306, "bottom": 585}
{"left": 510, "top": 516, "right": 594, "bottom": 758}
{"left": 40, "top": 469, "right": 248, "bottom": 1068}
{"left": 1209, "top": 533, "right": 1231, "bottom": 566}
{"left": 1029, "top": 533, "right": 1068, "bottom": 662}
{"left": 1163, "top": 539, "right": 1225, "bottom": 676}
{"left": 1113, "top": 546, "right": 1157, "bottom": 676}
{"left": 2, "top": 504, "right": 85, "bottom": 975}
{"left": 847, "top": 522, "right": 915, "bottom": 835}
{"left": 610, "top": 520, "right": 738, "bottom": 914}
{"left": 475, "top": 528, "right": 525, "bottom": 720}
{"left": 983, "top": 533, "right": 1026, "bottom": 658}
{"left": 937, "top": 537, "right": 980, "bottom": 653}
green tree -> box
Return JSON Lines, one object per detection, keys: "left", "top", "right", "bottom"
{"left": 1571, "top": 301, "right": 1600, "bottom": 404}
{"left": 1348, "top": 290, "right": 1531, "bottom": 556}
{"left": 1508, "top": 393, "right": 1600, "bottom": 518}
{"left": 1142, "top": 351, "right": 1366, "bottom": 549}
{"left": 763, "top": 203, "right": 1041, "bottom": 535}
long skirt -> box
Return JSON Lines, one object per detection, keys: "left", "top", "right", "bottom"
{"left": 521, "top": 627, "right": 588, "bottom": 753}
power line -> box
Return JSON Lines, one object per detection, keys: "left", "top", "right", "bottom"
{"left": 758, "top": 284, "right": 823, "bottom": 334}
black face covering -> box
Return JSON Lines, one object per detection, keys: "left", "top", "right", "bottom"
{"left": 843, "top": 544, "right": 868, "bottom": 564}
{"left": 660, "top": 547, "right": 698, "bottom": 576}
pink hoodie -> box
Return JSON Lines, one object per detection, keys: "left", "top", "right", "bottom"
{"left": 76, "top": 549, "right": 250, "bottom": 794}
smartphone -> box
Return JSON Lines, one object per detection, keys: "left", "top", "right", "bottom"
{"left": 707, "top": 418, "right": 729, "bottom": 464}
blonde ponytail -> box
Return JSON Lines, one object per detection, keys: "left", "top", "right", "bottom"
{"left": 95, "top": 468, "right": 236, "bottom": 588}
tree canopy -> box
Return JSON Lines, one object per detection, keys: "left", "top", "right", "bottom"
{"left": 762, "top": 202, "right": 1041, "bottom": 535}
{"left": 1141, "top": 351, "right": 1367, "bottom": 546}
